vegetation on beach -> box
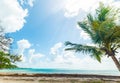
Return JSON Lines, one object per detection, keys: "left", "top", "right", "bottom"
{"left": 65, "top": 3, "right": 120, "bottom": 71}
{"left": 0, "top": 26, "right": 21, "bottom": 69}
{"left": 0, "top": 51, "right": 21, "bottom": 69}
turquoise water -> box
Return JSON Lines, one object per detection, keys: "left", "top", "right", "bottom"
{"left": 0, "top": 68, "right": 119, "bottom": 76}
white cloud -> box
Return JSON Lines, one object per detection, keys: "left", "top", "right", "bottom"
{"left": 50, "top": 43, "right": 78, "bottom": 64}
{"left": 28, "top": 0, "right": 34, "bottom": 7}
{"left": 0, "top": 0, "right": 28, "bottom": 33}
{"left": 17, "top": 39, "right": 31, "bottom": 55}
{"left": 53, "top": 51, "right": 80, "bottom": 65}
{"left": 29, "top": 49, "right": 44, "bottom": 63}
{"left": 63, "top": 0, "right": 120, "bottom": 18}
{"left": 48, "top": 42, "right": 117, "bottom": 70}
{"left": 76, "top": 25, "right": 90, "bottom": 40}
{"left": 19, "top": 0, "right": 24, "bottom": 5}
{"left": 63, "top": 0, "right": 98, "bottom": 17}
{"left": 80, "top": 31, "right": 90, "bottom": 40}
{"left": 50, "top": 42, "right": 63, "bottom": 55}
{"left": 19, "top": 0, "right": 35, "bottom": 7}
{"left": 17, "top": 42, "right": 119, "bottom": 70}
{"left": 16, "top": 39, "right": 31, "bottom": 61}
{"left": 16, "top": 40, "right": 44, "bottom": 68}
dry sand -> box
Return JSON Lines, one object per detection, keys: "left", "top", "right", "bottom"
{"left": 0, "top": 73, "right": 120, "bottom": 83}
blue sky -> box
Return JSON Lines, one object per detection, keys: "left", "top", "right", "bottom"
{"left": 0, "top": 0, "right": 120, "bottom": 70}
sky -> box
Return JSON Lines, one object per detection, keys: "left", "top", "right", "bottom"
{"left": 0, "top": 0, "right": 120, "bottom": 70}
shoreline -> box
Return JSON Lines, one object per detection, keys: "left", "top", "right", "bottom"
{"left": 0, "top": 73, "right": 120, "bottom": 78}
{"left": 0, "top": 73, "right": 120, "bottom": 83}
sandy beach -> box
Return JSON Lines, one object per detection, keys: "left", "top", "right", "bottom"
{"left": 0, "top": 73, "right": 120, "bottom": 83}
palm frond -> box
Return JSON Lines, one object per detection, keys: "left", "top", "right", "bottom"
{"left": 65, "top": 3, "right": 120, "bottom": 66}
{"left": 77, "top": 22, "right": 94, "bottom": 39}
{"left": 87, "top": 14, "right": 94, "bottom": 24}
{"left": 96, "top": 3, "right": 110, "bottom": 22}
{"left": 65, "top": 41, "right": 103, "bottom": 62}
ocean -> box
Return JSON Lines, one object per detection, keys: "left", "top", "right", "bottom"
{"left": 0, "top": 68, "right": 119, "bottom": 76}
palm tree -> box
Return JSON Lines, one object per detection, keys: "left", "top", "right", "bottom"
{"left": 65, "top": 3, "right": 120, "bottom": 71}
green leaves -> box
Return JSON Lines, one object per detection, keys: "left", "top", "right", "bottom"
{"left": 0, "top": 51, "right": 21, "bottom": 69}
{"left": 0, "top": 22, "right": 21, "bottom": 69}
{"left": 97, "top": 3, "right": 110, "bottom": 22}
{"left": 65, "top": 41, "right": 103, "bottom": 62}
{"left": 65, "top": 2, "right": 120, "bottom": 70}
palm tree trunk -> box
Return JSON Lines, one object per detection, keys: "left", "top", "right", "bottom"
{"left": 111, "top": 55, "right": 120, "bottom": 71}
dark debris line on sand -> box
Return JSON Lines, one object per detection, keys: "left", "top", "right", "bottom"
{"left": 0, "top": 73, "right": 120, "bottom": 78}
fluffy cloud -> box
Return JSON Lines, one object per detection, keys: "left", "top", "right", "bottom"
{"left": 28, "top": 0, "right": 34, "bottom": 7}
{"left": 17, "top": 42, "right": 118, "bottom": 70}
{"left": 63, "top": 0, "right": 98, "bottom": 17}
{"left": 53, "top": 51, "right": 80, "bottom": 65}
{"left": 16, "top": 39, "right": 31, "bottom": 61}
{"left": 19, "top": 0, "right": 35, "bottom": 7}
{"left": 16, "top": 40, "right": 44, "bottom": 67}
{"left": 29, "top": 49, "right": 44, "bottom": 63}
{"left": 76, "top": 25, "right": 90, "bottom": 40}
{"left": 0, "top": 0, "right": 28, "bottom": 33}
{"left": 19, "top": 0, "right": 24, "bottom": 5}
{"left": 49, "top": 42, "right": 117, "bottom": 70}
{"left": 50, "top": 42, "right": 63, "bottom": 55}
{"left": 63, "top": 0, "right": 120, "bottom": 18}
{"left": 50, "top": 43, "right": 81, "bottom": 66}
{"left": 17, "top": 39, "right": 31, "bottom": 55}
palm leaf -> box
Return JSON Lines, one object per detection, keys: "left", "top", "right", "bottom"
{"left": 65, "top": 3, "right": 120, "bottom": 69}
{"left": 96, "top": 2, "right": 110, "bottom": 22}
{"left": 77, "top": 22, "right": 94, "bottom": 39}
{"left": 65, "top": 41, "right": 103, "bottom": 62}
